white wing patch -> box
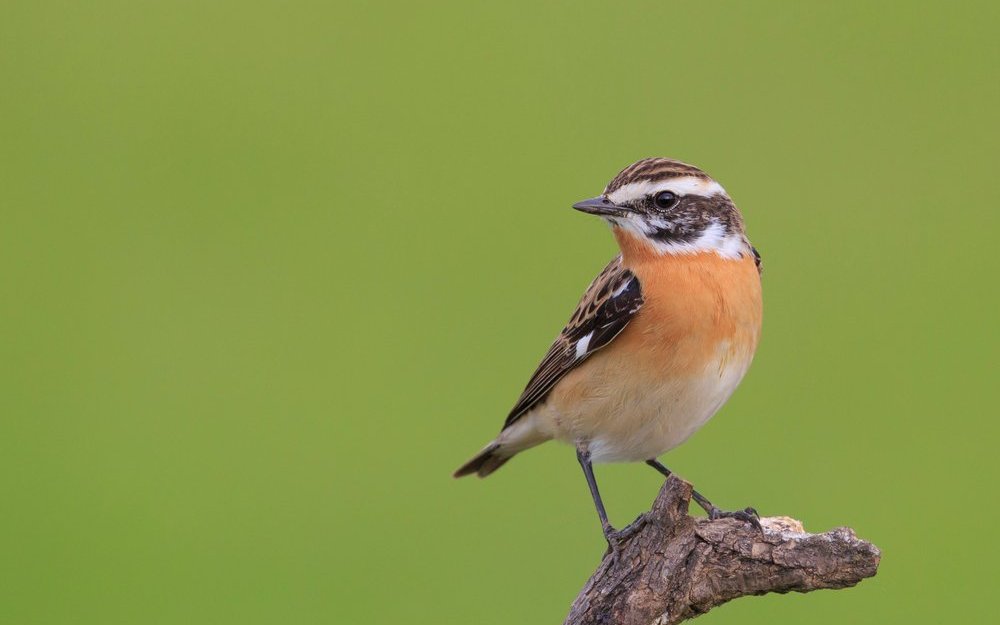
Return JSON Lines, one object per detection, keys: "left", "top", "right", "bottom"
{"left": 612, "top": 280, "right": 631, "bottom": 297}
{"left": 574, "top": 331, "right": 593, "bottom": 359}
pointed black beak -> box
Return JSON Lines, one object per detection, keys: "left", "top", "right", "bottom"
{"left": 572, "top": 196, "right": 626, "bottom": 217}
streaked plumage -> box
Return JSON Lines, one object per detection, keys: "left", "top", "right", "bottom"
{"left": 506, "top": 257, "right": 642, "bottom": 430}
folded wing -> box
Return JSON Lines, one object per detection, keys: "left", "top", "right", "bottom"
{"left": 503, "top": 256, "right": 644, "bottom": 430}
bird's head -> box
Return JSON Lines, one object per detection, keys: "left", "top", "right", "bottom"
{"left": 573, "top": 157, "right": 750, "bottom": 260}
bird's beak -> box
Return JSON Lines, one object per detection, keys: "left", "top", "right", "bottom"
{"left": 572, "top": 196, "right": 626, "bottom": 217}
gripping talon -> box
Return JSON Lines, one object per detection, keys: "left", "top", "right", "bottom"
{"left": 708, "top": 506, "right": 762, "bottom": 531}
{"left": 601, "top": 513, "right": 648, "bottom": 559}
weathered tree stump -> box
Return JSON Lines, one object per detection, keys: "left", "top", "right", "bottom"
{"left": 565, "top": 476, "right": 880, "bottom": 625}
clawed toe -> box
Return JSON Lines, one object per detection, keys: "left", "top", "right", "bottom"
{"left": 602, "top": 513, "right": 648, "bottom": 551}
{"left": 708, "top": 506, "right": 762, "bottom": 531}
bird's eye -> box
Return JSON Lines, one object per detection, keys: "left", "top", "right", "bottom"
{"left": 653, "top": 191, "right": 678, "bottom": 209}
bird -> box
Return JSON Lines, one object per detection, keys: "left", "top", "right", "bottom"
{"left": 454, "top": 157, "right": 763, "bottom": 544}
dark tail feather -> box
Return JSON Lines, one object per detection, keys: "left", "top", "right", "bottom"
{"left": 453, "top": 442, "right": 512, "bottom": 478}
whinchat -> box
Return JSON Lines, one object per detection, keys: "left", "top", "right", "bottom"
{"left": 454, "top": 158, "right": 763, "bottom": 543}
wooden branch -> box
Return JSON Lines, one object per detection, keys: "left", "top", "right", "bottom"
{"left": 565, "top": 476, "right": 880, "bottom": 625}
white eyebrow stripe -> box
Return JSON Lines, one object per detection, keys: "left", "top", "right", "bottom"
{"left": 606, "top": 176, "right": 726, "bottom": 205}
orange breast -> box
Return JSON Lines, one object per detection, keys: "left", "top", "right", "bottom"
{"left": 611, "top": 230, "right": 762, "bottom": 377}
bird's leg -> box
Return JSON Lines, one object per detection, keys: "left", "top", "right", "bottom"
{"left": 577, "top": 446, "right": 646, "bottom": 548}
{"left": 645, "top": 458, "right": 761, "bottom": 531}
{"left": 577, "top": 446, "right": 613, "bottom": 537}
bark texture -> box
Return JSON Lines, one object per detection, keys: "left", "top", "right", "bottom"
{"left": 565, "top": 476, "right": 880, "bottom": 625}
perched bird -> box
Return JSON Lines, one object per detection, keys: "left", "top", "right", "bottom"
{"left": 454, "top": 157, "right": 763, "bottom": 543}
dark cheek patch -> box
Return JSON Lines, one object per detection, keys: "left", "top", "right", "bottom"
{"left": 648, "top": 196, "right": 741, "bottom": 244}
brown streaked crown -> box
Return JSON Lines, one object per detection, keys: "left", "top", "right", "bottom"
{"left": 603, "top": 157, "right": 710, "bottom": 196}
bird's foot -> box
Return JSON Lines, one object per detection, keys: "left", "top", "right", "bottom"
{"left": 601, "top": 513, "right": 648, "bottom": 561}
{"left": 707, "top": 506, "right": 762, "bottom": 531}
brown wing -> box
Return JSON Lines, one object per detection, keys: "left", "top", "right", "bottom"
{"left": 502, "top": 256, "right": 643, "bottom": 429}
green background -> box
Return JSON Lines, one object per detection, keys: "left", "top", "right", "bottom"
{"left": 2, "top": 1, "right": 997, "bottom": 623}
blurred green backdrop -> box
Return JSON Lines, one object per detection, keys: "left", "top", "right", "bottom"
{"left": 2, "top": 1, "right": 998, "bottom": 623}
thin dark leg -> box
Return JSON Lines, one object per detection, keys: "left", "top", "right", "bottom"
{"left": 645, "top": 458, "right": 761, "bottom": 530}
{"left": 577, "top": 446, "right": 613, "bottom": 536}
{"left": 645, "top": 458, "right": 672, "bottom": 478}
{"left": 646, "top": 459, "right": 713, "bottom": 512}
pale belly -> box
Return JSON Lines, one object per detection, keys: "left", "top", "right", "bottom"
{"left": 527, "top": 340, "right": 755, "bottom": 463}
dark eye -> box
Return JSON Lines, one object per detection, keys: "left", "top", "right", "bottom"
{"left": 653, "top": 190, "right": 678, "bottom": 209}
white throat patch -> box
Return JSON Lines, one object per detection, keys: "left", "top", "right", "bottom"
{"left": 655, "top": 221, "right": 747, "bottom": 258}
{"left": 610, "top": 217, "right": 747, "bottom": 260}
